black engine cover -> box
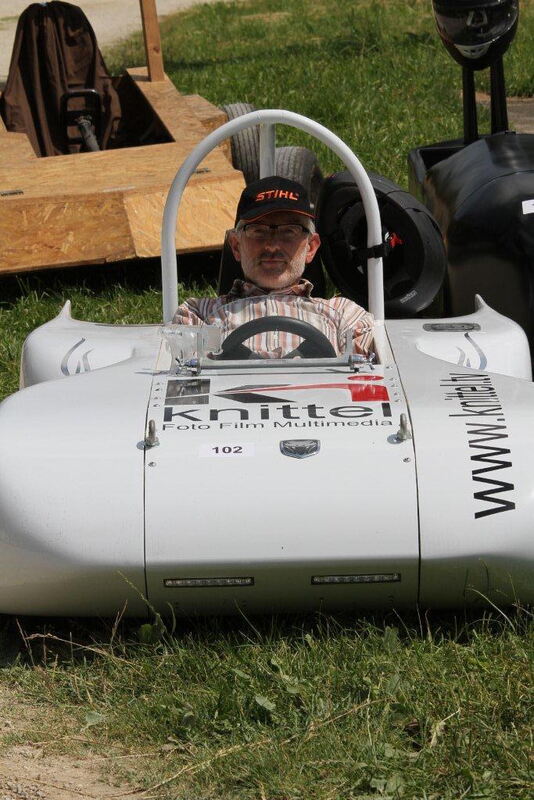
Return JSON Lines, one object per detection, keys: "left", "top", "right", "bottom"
{"left": 412, "top": 132, "right": 534, "bottom": 336}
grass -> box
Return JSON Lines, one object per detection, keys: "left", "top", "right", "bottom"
{"left": 107, "top": 0, "right": 534, "bottom": 184}
{"left": 0, "top": 259, "right": 218, "bottom": 397}
{"left": 0, "top": 1, "right": 533, "bottom": 798}
{"left": 3, "top": 610, "right": 533, "bottom": 799}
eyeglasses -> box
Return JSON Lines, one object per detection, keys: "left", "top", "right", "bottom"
{"left": 239, "top": 223, "right": 311, "bottom": 242}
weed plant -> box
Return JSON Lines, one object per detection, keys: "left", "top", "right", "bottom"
{"left": 0, "top": 1, "right": 533, "bottom": 798}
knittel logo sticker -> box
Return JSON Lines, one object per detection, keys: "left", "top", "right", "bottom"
{"left": 163, "top": 376, "right": 394, "bottom": 432}
{"left": 165, "top": 376, "right": 389, "bottom": 405}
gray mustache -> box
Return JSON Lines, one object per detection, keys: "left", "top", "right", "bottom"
{"left": 259, "top": 251, "right": 286, "bottom": 259}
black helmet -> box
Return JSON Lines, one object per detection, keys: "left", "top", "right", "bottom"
{"left": 432, "top": 0, "right": 519, "bottom": 69}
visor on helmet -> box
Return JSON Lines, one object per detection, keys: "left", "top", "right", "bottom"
{"left": 433, "top": 1, "right": 518, "bottom": 47}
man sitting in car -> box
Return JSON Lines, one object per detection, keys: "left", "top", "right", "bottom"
{"left": 173, "top": 176, "right": 373, "bottom": 358}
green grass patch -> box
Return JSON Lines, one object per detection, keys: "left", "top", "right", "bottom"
{"left": 2, "top": 611, "right": 532, "bottom": 799}
{"left": 107, "top": 0, "right": 534, "bottom": 183}
{"left": 0, "top": 258, "right": 218, "bottom": 398}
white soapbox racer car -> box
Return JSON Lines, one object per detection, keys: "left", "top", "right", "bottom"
{"left": 1, "top": 111, "right": 533, "bottom": 617}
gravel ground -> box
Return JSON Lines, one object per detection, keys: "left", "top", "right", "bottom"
{"left": 0, "top": 0, "right": 218, "bottom": 82}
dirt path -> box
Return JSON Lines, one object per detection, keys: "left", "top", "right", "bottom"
{"left": 0, "top": 752, "right": 125, "bottom": 800}
{"left": 0, "top": 685, "right": 133, "bottom": 800}
{"left": 0, "top": 0, "right": 218, "bottom": 82}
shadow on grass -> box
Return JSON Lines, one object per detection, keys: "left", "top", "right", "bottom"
{"left": 161, "top": 31, "right": 435, "bottom": 75}
{"left": 0, "top": 251, "right": 222, "bottom": 310}
{"left": 2, "top": 603, "right": 530, "bottom": 669}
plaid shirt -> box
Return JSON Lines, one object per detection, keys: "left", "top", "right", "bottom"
{"left": 172, "top": 279, "right": 374, "bottom": 358}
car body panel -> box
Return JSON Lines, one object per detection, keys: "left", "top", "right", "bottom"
{"left": 388, "top": 312, "right": 534, "bottom": 606}
{"left": 0, "top": 356, "right": 154, "bottom": 616}
{"left": 0, "top": 294, "right": 531, "bottom": 615}
{"left": 144, "top": 367, "right": 419, "bottom": 614}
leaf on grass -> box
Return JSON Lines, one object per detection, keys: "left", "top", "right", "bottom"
{"left": 460, "top": 766, "right": 475, "bottom": 784}
{"left": 84, "top": 711, "right": 106, "bottom": 727}
{"left": 283, "top": 681, "right": 302, "bottom": 695}
{"left": 430, "top": 718, "right": 447, "bottom": 747}
{"left": 383, "top": 626, "right": 401, "bottom": 653}
{"left": 383, "top": 743, "right": 405, "bottom": 759}
{"left": 254, "top": 695, "right": 276, "bottom": 713}
{"left": 370, "top": 777, "right": 387, "bottom": 792}
{"left": 180, "top": 709, "right": 196, "bottom": 728}
{"left": 232, "top": 668, "right": 252, "bottom": 681}
{"left": 138, "top": 622, "right": 162, "bottom": 644}
{"left": 385, "top": 672, "right": 402, "bottom": 694}
{"left": 212, "top": 717, "right": 234, "bottom": 734}
{"left": 269, "top": 659, "right": 308, "bottom": 696}
{"left": 160, "top": 743, "right": 178, "bottom": 752}
{"left": 386, "top": 773, "right": 405, "bottom": 794}
{"left": 269, "top": 658, "right": 292, "bottom": 683}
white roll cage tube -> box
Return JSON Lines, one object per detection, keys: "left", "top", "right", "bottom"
{"left": 161, "top": 110, "right": 384, "bottom": 324}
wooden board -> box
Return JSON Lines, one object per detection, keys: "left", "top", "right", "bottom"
{"left": 0, "top": 114, "right": 37, "bottom": 163}
{"left": 0, "top": 134, "right": 37, "bottom": 167}
{"left": 0, "top": 138, "right": 233, "bottom": 197}
{"left": 0, "top": 70, "right": 244, "bottom": 273}
{"left": 129, "top": 68, "right": 232, "bottom": 159}
{"left": 139, "top": 0, "right": 165, "bottom": 82}
{"left": 0, "top": 174, "right": 243, "bottom": 271}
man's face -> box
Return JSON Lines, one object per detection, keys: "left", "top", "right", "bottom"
{"left": 228, "top": 211, "right": 321, "bottom": 291}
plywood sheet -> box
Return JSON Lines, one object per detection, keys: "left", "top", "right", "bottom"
{"left": 0, "top": 193, "right": 135, "bottom": 271}
{"left": 0, "top": 66, "right": 245, "bottom": 272}
{"left": 181, "top": 94, "right": 229, "bottom": 133}
{"left": 127, "top": 69, "right": 232, "bottom": 161}
{"left": 125, "top": 173, "right": 244, "bottom": 257}
{"left": 181, "top": 94, "right": 232, "bottom": 161}
{"left": 0, "top": 130, "right": 37, "bottom": 163}
{"left": 0, "top": 176, "right": 244, "bottom": 271}
{"left": 127, "top": 69, "right": 209, "bottom": 138}
{"left": 0, "top": 139, "right": 236, "bottom": 198}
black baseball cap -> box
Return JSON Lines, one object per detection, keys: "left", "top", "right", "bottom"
{"left": 235, "top": 177, "right": 314, "bottom": 225}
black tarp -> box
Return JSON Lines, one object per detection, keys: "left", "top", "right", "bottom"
{"left": 0, "top": 1, "right": 121, "bottom": 156}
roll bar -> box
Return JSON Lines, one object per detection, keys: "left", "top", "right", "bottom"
{"left": 161, "top": 110, "right": 384, "bottom": 323}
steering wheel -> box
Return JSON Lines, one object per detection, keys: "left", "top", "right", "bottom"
{"left": 215, "top": 315, "right": 337, "bottom": 360}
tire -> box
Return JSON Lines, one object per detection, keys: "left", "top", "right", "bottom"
{"left": 274, "top": 146, "right": 323, "bottom": 210}
{"left": 316, "top": 171, "right": 447, "bottom": 316}
{"left": 220, "top": 102, "right": 259, "bottom": 184}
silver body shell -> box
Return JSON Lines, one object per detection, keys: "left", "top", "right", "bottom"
{"left": 0, "top": 297, "right": 532, "bottom": 616}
